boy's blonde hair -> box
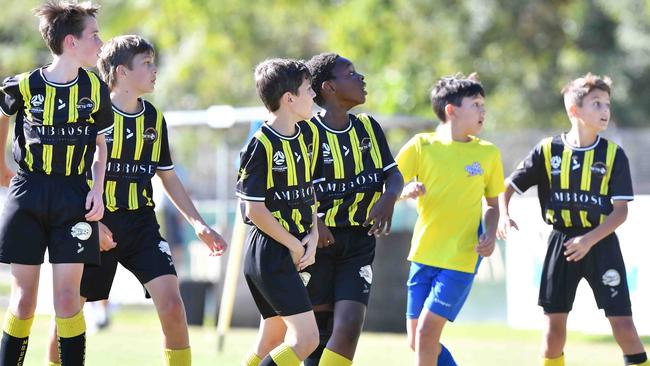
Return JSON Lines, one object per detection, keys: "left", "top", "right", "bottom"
{"left": 561, "top": 73, "right": 612, "bottom": 110}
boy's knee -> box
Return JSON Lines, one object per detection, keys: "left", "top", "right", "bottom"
{"left": 11, "top": 292, "right": 38, "bottom": 317}
{"left": 158, "top": 296, "right": 186, "bottom": 322}
{"left": 610, "top": 317, "right": 636, "bottom": 335}
{"left": 332, "top": 317, "right": 362, "bottom": 344}
{"left": 53, "top": 290, "right": 80, "bottom": 315}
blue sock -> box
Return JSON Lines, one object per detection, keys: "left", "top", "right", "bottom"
{"left": 438, "top": 343, "right": 457, "bottom": 366}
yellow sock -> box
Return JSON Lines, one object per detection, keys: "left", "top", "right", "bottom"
{"left": 48, "top": 363, "right": 61, "bottom": 366}
{"left": 163, "top": 347, "right": 191, "bottom": 366}
{"left": 319, "top": 348, "right": 352, "bottom": 366}
{"left": 269, "top": 344, "right": 300, "bottom": 366}
{"left": 635, "top": 361, "right": 650, "bottom": 366}
{"left": 543, "top": 354, "right": 564, "bottom": 366}
{"left": 3, "top": 311, "right": 34, "bottom": 338}
{"left": 55, "top": 311, "right": 85, "bottom": 338}
{"left": 241, "top": 351, "right": 262, "bottom": 366}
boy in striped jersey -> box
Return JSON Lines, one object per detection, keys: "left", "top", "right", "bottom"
{"left": 46, "top": 35, "right": 227, "bottom": 366}
{"left": 238, "top": 59, "right": 320, "bottom": 366}
{"left": 0, "top": 2, "right": 112, "bottom": 364}
{"left": 498, "top": 74, "right": 648, "bottom": 366}
{"left": 303, "top": 53, "right": 404, "bottom": 366}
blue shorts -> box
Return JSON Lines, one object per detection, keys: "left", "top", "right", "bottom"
{"left": 406, "top": 259, "right": 480, "bottom": 322}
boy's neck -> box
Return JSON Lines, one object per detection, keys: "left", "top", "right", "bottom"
{"left": 319, "top": 103, "right": 351, "bottom": 130}
{"left": 267, "top": 112, "right": 298, "bottom": 136}
{"left": 43, "top": 56, "right": 82, "bottom": 84}
{"left": 438, "top": 120, "right": 471, "bottom": 143}
{"left": 565, "top": 124, "right": 598, "bottom": 148}
{"left": 110, "top": 88, "right": 143, "bottom": 114}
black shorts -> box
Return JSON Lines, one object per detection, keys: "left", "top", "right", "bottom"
{"left": 0, "top": 169, "right": 100, "bottom": 265}
{"left": 307, "top": 226, "right": 375, "bottom": 306}
{"left": 80, "top": 208, "right": 177, "bottom": 301}
{"left": 539, "top": 228, "right": 632, "bottom": 317}
{"left": 243, "top": 226, "right": 312, "bottom": 319}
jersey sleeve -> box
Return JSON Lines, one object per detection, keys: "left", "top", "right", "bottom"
{"left": 157, "top": 117, "right": 174, "bottom": 170}
{"left": 395, "top": 135, "right": 420, "bottom": 182}
{"left": 485, "top": 147, "right": 505, "bottom": 198}
{"left": 368, "top": 116, "right": 397, "bottom": 172}
{"left": 236, "top": 137, "right": 268, "bottom": 202}
{"left": 0, "top": 76, "right": 22, "bottom": 117}
{"left": 94, "top": 81, "right": 114, "bottom": 134}
{"left": 609, "top": 147, "right": 634, "bottom": 201}
{"left": 507, "top": 141, "right": 545, "bottom": 194}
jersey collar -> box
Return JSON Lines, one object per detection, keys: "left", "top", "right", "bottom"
{"left": 112, "top": 99, "right": 146, "bottom": 118}
{"left": 263, "top": 122, "right": 301, "bottom": 140}
{"left": 561, "top": 133, "right": 601, "bottom": 151}
{"left": 313, "top": 112, "right": 353, "bottom": 134}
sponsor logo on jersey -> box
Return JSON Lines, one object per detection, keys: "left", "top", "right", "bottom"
{"left": 143, "top": 127, "right": 158, "bottom": 143}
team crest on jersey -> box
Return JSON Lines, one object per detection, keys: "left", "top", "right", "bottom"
{"left": 272, "top": 151, "right": 287, "bottom": 172}
{"left": 76, "top": 97, "right": 95, "bottom": 113}
{"left": 359, "top": 137, "right": 372, "bottom": 153}
{"left": 70, "top": 222, "right": 92, "bottom": 241}
{"left": 465, "top": 162, "right": 483, "bottom": 177}
{"left": 591, "top": 162, "right": 607, "bottom": 176}
{"left": 143, "top": 127, "right": 158, "bottom": 143}
{"left": 322, "top": 143, "right": 333, "bottom": 164}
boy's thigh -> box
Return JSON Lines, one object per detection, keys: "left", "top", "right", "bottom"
{"left": 332, "top": 227, "right": 376, "bottom": 305}
{"left": 584, "top": 234, "right": 631, "bottom": 316}
{"left": 306, "top": 245, "right": 335, "bottom": 307}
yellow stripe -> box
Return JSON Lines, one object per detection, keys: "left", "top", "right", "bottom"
{"left": 42, "top": 145, "right": 53, "bottom": 174}
{"left": 281, "top": 140, "right": 297, "bottom": 186}
{"left": 348, "top": 192, "right": 365, "bottom": 225}
{"left": 325, "top": 199, "right": 343, "bottom": 226}
{"left": 24, "top": 144, "right": 34, "bottom": 171}
{"left": 111, "top": 113, "right": 123, "bottom": 159}
{"left": 560, "top": 146, "right": 572, "bottom": 190}
{"left": 365, "top": 192, "right": 381, "bottom": 221}
{"left": 68, "top": 84, "right": 78, "bottom": 123}
{"left": 42, "top": 84, "right": 56, "bottom": 126}
{"left": 326, "top": 132, "right": 344, "bottom": 179}
{"left": 87, "top": 71, "right": 101, "bottom": 120}
{"left": 292, "top": 209, "right": 304, "bottom": 233}
{"left": 18, "top": 72, "right": 34, "bottom": 121}
{"left": 600, "top": 214, "right": 607, "bottom": 224}
{"left": 134, "top": 115, "right": 144, "bottom": 160}
{"left": 297, "top": 134, "right": 310, "bottom": 182}
{"left": 65, "top": 145, "right": 75, "bottom": 176}
{"left": 348, "top": 128, "right": 364, "bottom": 174}
{"left": 105, "top": 180, "right": 117, "bottom": 212}
{"left": 541, "top": 137, "right": 553, "bottom": 183}
{"left": 77, "top": 145, "right": 87, "bottom": 174}
{"left": 545, "top": 209, "right": 555, "bottom": 224}
{"left": 271, "top": 211, "right": 290, "bottom": 231}
{"left": 357, "top": 114, "right": 382, "bottom": 169}
{"left": 306, "top": 121, "right": 319, "bottom": 175}
{"left": 580, "top": 149, "right": 594, "bottom": 191}
{"left": 561, "top": 210, "right": 572, "bottom": 227}
{"left": 600, "top": 141, "right": 618, "bottom": 195}
{"left": 151, "top": 109, "right": 163, "bottom": 161}
{"left": 128, "top": 182, "right": 138, "bottom": 210}
{"left": 255, "top": 133, "right": 274, "bottom": 189}
{"left": 579, "top": 211, "right": 591, "bottom": 227}
{"left": 143, "top": 189, "right": 153, "bottom": 207}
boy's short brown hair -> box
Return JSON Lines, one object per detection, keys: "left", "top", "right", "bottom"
{"left": 430, "top": 72, "right": 484, "bottom": 122}
{"left": 97, "top": 35, "right": 155, "bottom": 88}
{"left": 254, "top": 59, "right": 311, "bottom": 112}
{"left": 561, "top": 73, "right": 612, "bottom": 108}
{"left": 33, "top": 1, "right": 100, "bottom": 55}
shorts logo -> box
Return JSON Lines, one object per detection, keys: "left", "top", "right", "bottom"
{"left": 76, "top": 97, "right": 95, "bottom": 113}
{"left": 465, "top": 162, "right": 483, "bottom": 177}
{"left": 77, "top": 243, "right": 85, "bottom": 254}
{"left": 143, "top": 127, "right": 158, "bottom": 143}
{"left": 158, "top": 241, "right": 174, "bottom": 266}
{"left": 602, "top": 269, "right": 621, "bottom": 287}
{"left": 359, "top": 265, "right": 373, "bottom": 284}
{"left": 299, "top": 272, "right": 311, "bottom": 287}
{"left": 591, "top": 162, "right": 607, "bottom": 176}
{"left": 30, "top": 94, "right": 44, "bottom": 107}
{"left": 70, "top": 222, "right": 92, "bottom": 241}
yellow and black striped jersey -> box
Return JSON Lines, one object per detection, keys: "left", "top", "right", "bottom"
{"left": 507, "top": 134, "right": 633, "bottom": 229}
{"left": 311, "top": 113, "right": 397, "bottom": 227}
{"left": 101, "top": 100, "right": 173, "bottom": 212}
{"left": 0, "top": 67, "right": 113, "bottom": 176}
{"left": 236, "top": 120, "right": 319, "bottom": 235}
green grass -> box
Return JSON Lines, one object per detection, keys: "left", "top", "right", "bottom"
{"left": 3, "top": 306, "right": 645, "bottom": 365}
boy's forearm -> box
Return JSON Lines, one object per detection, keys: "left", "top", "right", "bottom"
{"left": 383, "top": 168, "right": 404, "bottom": 199}
{"left": 584, "top": 204, "right": 627, "bottom": 246}
{"left": 158, "top": 169, "right": 206, "bottom": 228}
{"left": 483, "top": 203, "right": 500, "bottom": 237}
{"left": 246, "top": 202, "right": 302, "bottom": 252}
{"left": 91, "top": 136, "right": 107, "bottom": 189}
{"left": 499, "top": 184, "right": 516, "bottom": 217}
{"left": 0, "top": 115, "right": 10, "bottom": 167}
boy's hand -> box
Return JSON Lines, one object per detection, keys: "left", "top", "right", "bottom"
{"left": 316, "top": 217, "right": 335, "bottom": 248}
{"left": 476, "top": 233, "right": 496, "bottom": 257}
{"left": 0, "top": 164, "right": 15, "bottom": 187}
{"left": 400, "top": 181, "right": 426, "bottom": 200}
{"left": 194, "top": 222, "right": 228, "bottom": 256}
{"left": 98, "top": 222, "right": 117, "bottom": 252}
{"left": 289, "top": 239, "right": 306, "bottom": 269}
{"left": 298, "top": 227, "right": 318, "bottom": 270}
{"left": 364, "top": 192, "right": 397, "bottom": 236}
{"left": 497, "top": 215, "right": 519, "bottom": 240}
{"left": 85, "top": 187, "right": 104, "bottom": 221}
{"left": 564, "top": 236, "right": 594, "bottom": 262}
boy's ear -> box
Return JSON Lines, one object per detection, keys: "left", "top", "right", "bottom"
{"left": 444, "top": 103, "right": 454, "bottom": 119}
{"left": 62, "top": 34, "right": 76, "bottom": 51}
{"left": 321, "top": 80, "right": 335, "bottom": 95}
{"left": 567, "top": 103, "right": 578, "bottom": 118}
{"left": 281, "top": 91, "right": 293, "bottom": 106}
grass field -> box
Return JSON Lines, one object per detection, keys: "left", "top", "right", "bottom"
{"left": 3, "top": 306, "right": 645, "bottom": 365}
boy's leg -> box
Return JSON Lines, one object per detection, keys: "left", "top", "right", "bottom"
{"left": 0, "top": 264, "right": 40, "bottom": 365}
{"left": 52, "top": 263, "right": 86, "bottom": 366}
{"left": 415, "top": 310, "right": 447, "bottom": 366}
{"left": 608, "top": 316, "right": 647, "bottom": 365}
{"left": 542, "top": 313, "right": 567, "bottom": 364}
{"left": 318, "top": 300, "right": 365, "bottom": 365}
{"left": 303, "top": 305, "right": 333, "bottom": 366}
{"left": 48, "top": 297, "right": 87, "bottom": 366}
{"left": 243, "top": 316, "right": 286, "bottom": 366}
{"left": 144, "top": 274, "right": 191, "bottom": 366}
{"left": 260, "top": 310, "right": 319, "bottom": 366}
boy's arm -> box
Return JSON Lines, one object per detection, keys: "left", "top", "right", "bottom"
{"left": 0, "top": 114, "right": 14, "bottom": 186}
{"left": 476, "top": 196, "right": 499, "bottom": 257}
{"left": 157, "top": 169, "right": 227, "bottom": 256}
{"left": 496, "top": 184, "right": 519, "bottom": 239}
{"left": 85, "top": 134, "right": 107, "bottom": 221}
{"left": 364, "top": 168, "right": 404, "bottom": 236}
{"left": 564, "top": 201, "right": 628, "bottom": 262}
{"left": 299, "top": 194, "right": 319, "bottom": 269}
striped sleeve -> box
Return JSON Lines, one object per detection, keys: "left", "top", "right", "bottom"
{"left": 156, "top": 117, "right": 174, "bottom": 170}
{"left": 0, "top": 75, "right": 22, "bottom": 117}
{"left": 236, "top": 137, "right": 267, "bottom": 201}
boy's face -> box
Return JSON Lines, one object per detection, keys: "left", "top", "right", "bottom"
{"left": 574, "top": 89, "right": 610, "bottom": 132}
{"left": 328, "top": 57, "right": 366, "bottom": 107}
{"left": 288, "top": 77, "right": 316, "bottom": 120}
{"left": 450, "top": 94, "right": 485, "bottom": 135}
{"left": 72, "top": 16, "right": 103, "bottom": 68}
{"left": 122, "top": 52, "right": 157, "bottom": 94}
